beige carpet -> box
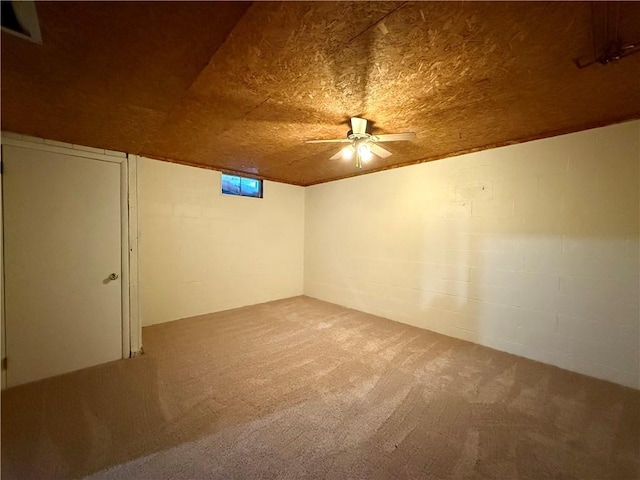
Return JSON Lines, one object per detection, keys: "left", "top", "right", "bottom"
{"left": 2, "top": 296, "right": 639, "bottom": 479}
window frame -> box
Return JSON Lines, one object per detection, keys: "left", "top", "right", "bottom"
{"left": 221, "top": 173, "right": 263, "bottom": 199}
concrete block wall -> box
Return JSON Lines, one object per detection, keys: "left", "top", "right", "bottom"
{"left": 138, "top": 157, "right": 305, "bottom": 326}
{"left": 304, "top": 121, "right": 640, "bottom": 388}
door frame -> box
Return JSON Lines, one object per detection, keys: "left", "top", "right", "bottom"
{"left": 0, "top": 133, "right": 141, "bottom": 389}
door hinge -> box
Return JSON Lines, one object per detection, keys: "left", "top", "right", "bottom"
{"left": 1, "top": 357, "right": 7, "bottom": 371}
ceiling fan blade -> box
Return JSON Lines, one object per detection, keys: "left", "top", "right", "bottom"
{"left": 374, "top": 132, "right": 416, "bottom": 142}
{"left": 351, "top": 117, "right": 368, "bottom": 135}
{"left": 305, "top": 139, "right": 351, "bottom": 144}
{"left": 369, "top": 143, "right": 392, "bottom": 158}
{"left": 329, "top": 149, "right": 344, "bottom": 160}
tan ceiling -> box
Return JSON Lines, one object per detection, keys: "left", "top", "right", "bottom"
{"left": 2, "top": 1, "right": 640, "bottom": 186}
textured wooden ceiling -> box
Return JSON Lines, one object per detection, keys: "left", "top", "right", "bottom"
{"left": 2, "top": 2, "right": 640, "bottom": 185}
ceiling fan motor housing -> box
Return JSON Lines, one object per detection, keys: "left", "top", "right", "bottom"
{"left": 347, "top": 131, "right": 373, "bottom": 141}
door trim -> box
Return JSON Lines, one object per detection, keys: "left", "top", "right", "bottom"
{"left": 127, "top": 155, "right": 142, "bottom": 355}
{"left": 0, "top": 132, "right": 141, "bottom": 370}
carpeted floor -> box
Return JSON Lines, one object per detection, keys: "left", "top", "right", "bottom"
{"left": 2, "top": 296, "right": 639, "bottom": 479}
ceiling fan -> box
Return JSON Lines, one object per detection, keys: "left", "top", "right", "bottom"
{"left": 305, "top": 117, "right": 416, "bottom": 168}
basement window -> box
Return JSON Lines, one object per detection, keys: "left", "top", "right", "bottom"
{"left": 221, "top": 174, "right": 262, "bottom": 198}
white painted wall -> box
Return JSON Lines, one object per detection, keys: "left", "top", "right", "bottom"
{"left": 305, "top": 121, "right": 640, "bottom": 388}
{"left": 138, "top": 157, "right": 305, "bottom": 326}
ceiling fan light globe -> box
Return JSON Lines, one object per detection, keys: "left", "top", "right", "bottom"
{"left": 342, "top": 146, "right": 354, "bottom": 160}
{"left": 357, "top": 143, "right": 372, "bottom": 161}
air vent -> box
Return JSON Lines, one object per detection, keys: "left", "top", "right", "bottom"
{"left": 1, "top": 0, "right": 41, "bottom": 44}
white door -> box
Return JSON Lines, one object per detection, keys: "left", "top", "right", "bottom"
{"left": 3, "top": 145, "right": 123, "bottom": 387}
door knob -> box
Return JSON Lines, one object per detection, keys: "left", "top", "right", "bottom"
{"left": 109, "top": 273, "right": 119, "bottom": 281}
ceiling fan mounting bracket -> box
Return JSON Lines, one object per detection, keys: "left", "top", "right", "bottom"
{"left": 347, "top": 132, "right": 373, "bottom": 142}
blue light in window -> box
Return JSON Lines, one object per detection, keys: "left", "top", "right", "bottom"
{"left": 221, "top": 174, "right": 262, "bottom": 198}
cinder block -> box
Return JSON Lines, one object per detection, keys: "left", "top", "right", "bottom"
{"left": 387, "top": 260, "right": 423, "bottom": 289}
{"left": 490, "top": 180, "right": 518, "bottom": 202}
{"left": 513, "top": 191, "right": 563, "bottom": 219}
{"left": 577, "top": 295, "right": 620, "bottom": 323}
{"left": 515, "top": 328, "right": 568, "bottom": 353}
{"left": 439, "top": 201, "right": 472, "bottom": 218}
{"left": 612, "top": 301, "right": 640, "bottom": 327}
{"left": 556, "top": 314, "right": 578, "bottom": 336}
{"left": 202, "top": 206, "right": 220, "bottom": 220}
{"left": 471, "top": 302, "right": 521, "bottom": 340}
{"left": 513, "top": 271, "right": 559, "bottom": 294}
{"left": 556, "top": 293, "right": 580, "bottom": 318}
{"left": 455, "top": 183, "right": 493, "bottom": 202}
{"left": 607, "top": 326, "right": 640, "bottom": 371}
{"left": 449, "top": 166, "right": 477, "bottom": 185}
{"left": 558, "top": 275, "right": 617, "bottom": 303}
{"left": 483, "top": 250, "right": 526, "bottom": 271}
{"left": 439, "top": 279, "right": 473, "bottom": 297}
{"left": 415, "top": 271, "right": 444, "bottom": 294}
{"left": 420, "top": 292, "right": 466, "bottom": 313}
{"left": 572, "top": 360, "right": 632, "bottom": 389}
{"left": 467, "top": 284, "right": 523, "bottom": 307}
{"left": 442, "top": 248, "right": 476, "bottom": 268}
{"left": 596, "top": 163, "right": 637, "bottom": 196}
{"left": 515, "top": 307, "right": 557, "bottom": 332}
{"left": 537, "top": 173, "right": 567, "bottom": 200}
{"left": 181, "top": 189, "right": 206, "bottom": 206}
{"left": 619, "top": 265, "right": 640, "bottom": 305}
{"left": 569, "top": 337, "right": 607, "bottom": 365}
{"left": 439, "top": 324, "right": 484, "bottom": 345}
{"left": 613, "top": 369, "right": 640, "bottom": 390}
{"left": 482, "top": 335, "right": 522, "bottom": 356}
{"left": 472, "top": 198, "right": 512, "bottom": 218}
{"left": 467, "top": 233, "right": 514, "bottom": 253}
{"left": 140, "top": 200, "right": 172, "bottom": 218}
{"left": 437, "top": 308, "right": 472, "bottom": 331}
{"left": 558, "top": 316, "right": 609, "bottom": 341}
{"left": 472, "top": 215, "right": 524, "bottom": 234}
{"left": 387, "top": 285, "right": 422, "bottom": 304}
{"left": 469, "top": 267, "right": 517, "bottom": 288}
{"left": 522, "top": 237, "right": 564, "bottom": 274}
{"left": 438, "top": 264, "right": 470, "bottom": 282}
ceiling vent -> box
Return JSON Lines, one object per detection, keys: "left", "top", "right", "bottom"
{"left": 1, "top": 0, "right": 41, "bottom": 44}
